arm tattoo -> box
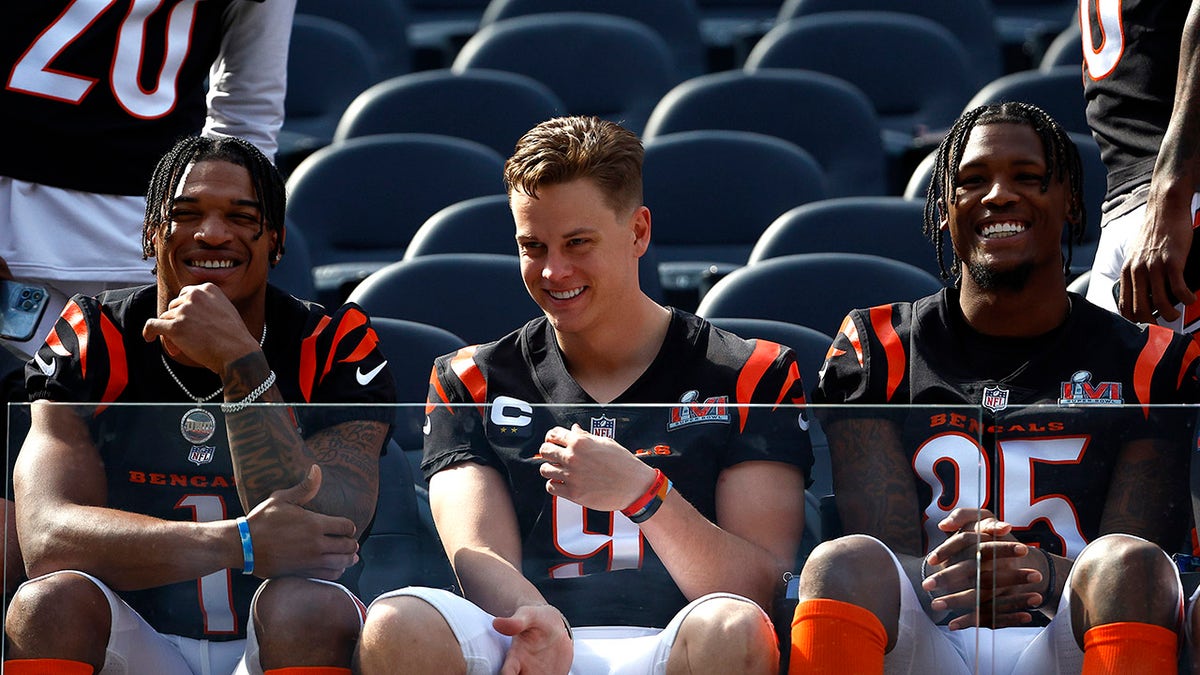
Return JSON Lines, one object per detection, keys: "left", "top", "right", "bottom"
{"left": 1101, "top": 439, "right": 1189, "bottom": 549}
{"left": 828, "top": 417, "right": 924, "bottom": 556}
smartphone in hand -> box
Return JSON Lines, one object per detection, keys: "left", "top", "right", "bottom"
{"left": 0, "top": 280, "right": 49, "bottom": 341}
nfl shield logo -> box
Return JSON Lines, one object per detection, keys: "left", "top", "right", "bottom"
{"left": 590, "top": 416, "right": 616, "bottom": 438}
{"left": 188, "top": 445, "right": 215, "bottom": 466}
{"left": 982, "top": 386, "right": 1009, "bottom": 412}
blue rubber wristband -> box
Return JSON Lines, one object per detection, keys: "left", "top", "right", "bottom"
{"left": 236, "top": 516, "right": 254, "bottom": 575}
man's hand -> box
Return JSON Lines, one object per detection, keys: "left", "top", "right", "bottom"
{"left": 1118, "top": 191, "right": 1197, "bottom": 322}
{"left": 245, "top": 465, "right": 360, "bottom": 580}
{"left": 921, "top": 509, "right": 1044, "bottom": 630}
{"left": 492, "top": 604, "right": 574, "bottom": 675}
{"left": 537, "top": 424, "right": 656, "bottom": 512}
{"left": 142, "top": 283, "right": 261, "bottom": 372}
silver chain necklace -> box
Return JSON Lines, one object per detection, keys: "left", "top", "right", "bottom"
{"left": 162, "top": 323, "right": 268, "bottom": 404}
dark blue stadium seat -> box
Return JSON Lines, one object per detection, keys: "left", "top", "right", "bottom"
{"left": 346, "top": 253, "right": 541, "bottom": 346}
{"left": 295, "top": 0, "right": 411, "bottom": 78}
{"left": 479, "top": 0, "right": 707, "bottom": 78}
{"left": 749, "top": 196, "right": 944, "bottom": 281}
{"left": 695, "top": 252, "right": 944, "bottom": 337}
{"left": 643, "top": 70, "right": 887, "bottom": 197}
{"left": 332, "top": 69, "right": 565, "bottom": 158}
{"left": 284, "top": 134, "right": 506, "bottom": 303}
{"left": 452, "top": 13, "right": 678, "bottom": 134}
{"left": 965, "top": 67, "right": 1090, "bottom": 137}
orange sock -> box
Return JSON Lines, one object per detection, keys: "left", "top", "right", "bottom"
{"left": 1082, "top": 622, "right": 1176, "bottom": 675}
{"left": 3, "top": 659, "right": 94, "bottom": 674}
{"left": 790, "top": 598, "right": 886, "bottom": 675}
{"left": 264, "top": 669, "right": 351, "bottom": 675}
{"left": 264, "top": 662, "right": 350, "bottom": 667}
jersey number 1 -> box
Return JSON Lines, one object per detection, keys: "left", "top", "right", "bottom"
{"left": 176, "top": 494, "right": 238, "bottom": 635}
{"left": 8, "top": 0, "right": 202, "bottom": 118}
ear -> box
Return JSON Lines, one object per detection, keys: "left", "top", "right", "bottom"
{"left": 631, "top": 206, "right": 651, "bottom": 257}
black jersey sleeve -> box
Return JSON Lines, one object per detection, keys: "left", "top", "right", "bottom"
{"left": 421, "top": 345, "right": 502, "bottom": 481}
{"left": 294, "top": 303, "right": 396, "bottom": 437}
{"left": 25, "top": 295, "right": 128, "bottom": 404}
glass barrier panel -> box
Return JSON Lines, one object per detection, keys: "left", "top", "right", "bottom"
{"left": 3, "top": 401, "right": 1194, "bottom": 672}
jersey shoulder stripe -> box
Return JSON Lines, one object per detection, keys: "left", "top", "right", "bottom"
{"left": 449, "top": 346, "right": 486, "bottom": 406}
{"left": 867, "top": 305, "right": 905, "bottom": 401}
{"left": 1132, "top": 324, "right": 1173, "bottom": 410}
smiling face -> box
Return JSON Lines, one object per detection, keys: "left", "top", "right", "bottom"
{"left": 154, "top": 159, "right": 276, "bottom": 314}
{"left": 513, "top": 178, "right": 649, "bottom": 337}
{"left": 944, "top": 122, "right": 1076, "bottom": 292}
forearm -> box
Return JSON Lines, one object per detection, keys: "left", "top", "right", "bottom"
{"left": 20, "top": 504, "right": 241, "bottom": 590}
{"left": 638, "top": 491, "right": 785, "bottom": 610}
{"left": 222, "top": 353, "right": 382, "bottom": 530}
{"left": 450, "top": 545, "right": 555, "bottom": 619}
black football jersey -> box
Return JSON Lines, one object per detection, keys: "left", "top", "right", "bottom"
{"left": 423, "top": 310, "right": 813, "bottom": 628}
{"left": 1, "top": 1, "right": 238, "bottom": 195}
{"left": 815, "top": 289, "right": 1200, "bottom": 557}
{"left": 25, "top": 284, "right": 395, "bottom": 640}
{"left": 1082, "top": 0, "right": 1190, "bottom": 204}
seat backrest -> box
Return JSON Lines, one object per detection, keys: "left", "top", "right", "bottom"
{"left": 643, "top": 70, "right": 886, "bottom": 197}
{"left": 749, "top": 196, "right": 943, "bottom": 281}
{"left": 269, "top": 221, "right": 317, "bottom": 301}
{"left": 696, "top": 252, "right": 944, "bottom": 336}
{"left": 746, "top": 12, "right": 973, "bottom": 140}
{"left": 1040, "top": 20, "right": 1082, "bottom": 71}
{"left": 479, "top": 0, "right": 707, "bottom": 78}
{"left": 777, "top": 0, "right": 1002, "bottom": 88}
{"left": 346, "top": 254, "right": 542, "bottom": 345}
{"left": 295, "top": 0, "right": 411, "bottom": 77}
{"left": 966, "top": 66, "right": 1090, "bottom": 136}
{"left": 452, "top": 13, "right": 678, "bottom": 134}
{"left": 284, "top": 15, "right": 380, "bottom": 145}
{"left": 643, "top": 130, "right": 827, "bottom": 265}
{"left": 333, "top": 69, "right": 565, "bottom": 157}
{"left": 285, "top": 134, "right": 506, "bottom": 268}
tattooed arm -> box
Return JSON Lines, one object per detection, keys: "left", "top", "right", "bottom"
{"left": 827, "top": 416, "right": 923, "bottom": 557}
{"left": 222, "top": 351, "right": 385, "bottom": 533}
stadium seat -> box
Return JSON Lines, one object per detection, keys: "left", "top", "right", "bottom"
{"left": 332, "top": 69, "right": 565, "bottom": 158}
{"left": 366, "top": 317, "right": 468, "bottom": 592}
{"left": 284, "top": 134, "right": 506, "bottom": 304}
{"left": 357, "top": 437, "right": 424, "bottom": 602}
{"left": 903, "top": 131, "right": 1105, "bottom": 275}
{"left": 776, "top": 0, "right": 1003, "bottom": 88}
{"left": 452, "top": 13, "right": 678, "bottom": 134}
{"left": 405, "top": 195, "right": 666, "bottom": 303}
{"left": 965, "top": 67, "right": 1090, "bottom": 137}
{"left": 642, "top": 130, "right": 827, "bottom": 308}
{"left": 479, "top": 0, "right": 708, "bottom": 78}
{"left": 280, "top": 15, "right": 380, "bottom": 173}
{"left": 346, "top": 253, "right": 541, "bottom": 345}
{"left": 270, "top": 221, "right": 316, "bottom": 301}
{"left": 749, "top": 196, "right": 944, "bottom": 282}
{"left": 695, "top": 252, "right": 944, "bottom": 337}
{"left": 1040, "top": 20, "right": 1082, "bottom": 71}
{"left": 295, "top": 0, "right": 411, "bottom": 78}
{"left": 643, "top": 70, "right": 887, "bottom": 198}
{"left": 745, "top": 12, "right": 975, "bottom": 168}
{"left": 403, "top": 0, "right": 490, "bottom": 70}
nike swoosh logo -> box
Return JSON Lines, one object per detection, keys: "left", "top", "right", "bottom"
{"left": 33, "top": 351, "right": 56, "bottom": 378}
{"left": 356, "top": 360, "right": 387, "bottom": 386}
{"left": 423, "top": 416, "right": 431, "bottom": 435}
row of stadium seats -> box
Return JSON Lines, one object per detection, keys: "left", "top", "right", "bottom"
{"left": 282, "top": 7, "right": 1086, "bottom": 183}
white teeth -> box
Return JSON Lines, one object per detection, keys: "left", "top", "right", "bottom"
{"left": 548, "top": 287, "right": 583, "bottom": 300}
{"left": 191, "top": 259, "right": 234, "bottom": 269}
{"left": 980, "top": 222, "right": 1026, "bottom": 239}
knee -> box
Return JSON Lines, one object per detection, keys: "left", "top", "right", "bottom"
{"left": 1071, "top": 534, "right": 1178, "bottom": 626}
{"left": 361, "top": 595, "right": 448, "bottom": 645}
{"left": 253, "top": 578, "right": 360, "bottom": 644}
{"left": 357, "top": 595, "right": 462, "bottom": 674}
{"left": 676, "top": 598, "right": 777, "bottom": 670}
{"left": 5, "top": 572, "right": 110, "bottom": 654}
{"left": 798, "top": 535, "right": 897, "bottom": 603}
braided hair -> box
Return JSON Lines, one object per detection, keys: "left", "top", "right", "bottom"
{"left": 142, "top": 135, "right": 287, "bottom": 268}
{"left": 922, "top": 102, "right": 1085, "bottom": 281}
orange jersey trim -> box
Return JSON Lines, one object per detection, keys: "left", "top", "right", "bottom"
{"left": 1178, "top": 336, "right": 1200, "bottom": 390}
{"left": 426, "top": 364, "right": 450, "bottom": 415}
{"left": 868, "top": 306, "right": 905, "bottom": 401}
{"left": 97, "top": 312, "right": 127, "bottom": 407}
{"left": 449, "top": 346, "right": 486, "bottom": 407}
{"left": 832, "top": 314, "right": 862, "bottom": 367}
{"left": 62, "top": 301, "right": 89, "bottom": 378}
{"left": 319, "top": 310, "right": 368, "bottom": 386}
{"left": 299, "top": 315, "right": 333, "bottom": 403}
{"left": 1134, "top": 326, "right": 1173, "bottom": 418}
{"left": 736, "top": 340, "right": 781, "bottom": 433}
